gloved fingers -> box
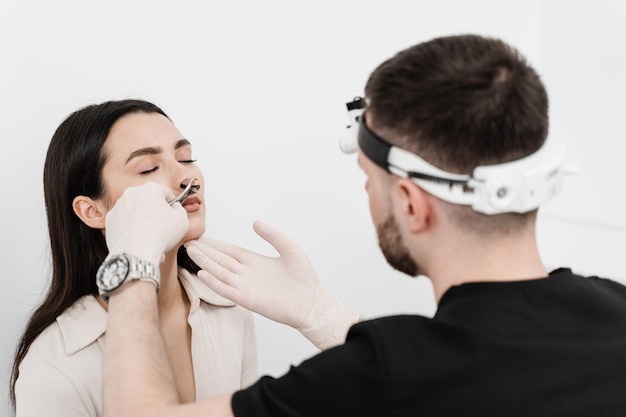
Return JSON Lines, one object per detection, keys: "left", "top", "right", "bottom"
{"left": 197, "top": 269, "right": 242, "bottom": 302}
{"left": 185, "top": 242, "right": 217, "bottom": 269}
{"left": 192, "top": 236, "right": 255, "bottom": 264}
{"left": 192, "top": 236, "right": 241, "bottom": 257}
{"left": 186, "top": 242, "right": 242, "bottom": 275}
{"left": 105, "top": 182, "right": 189, "bottom": 263}
{"left": 252, "top": 220, "right": 301, "bottom": 255}
{"left": 162, "top": 185, "right": 178, "bottom": 203}
{"left": 186, "top": 245, "right": 241, "bottom": 287}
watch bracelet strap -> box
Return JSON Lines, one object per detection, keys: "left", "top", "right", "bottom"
{"left": 129, "top": 256, "right": 161, "bottom": 291}
{"left": 101, "top": 277, "right": 159, "bottom": 303}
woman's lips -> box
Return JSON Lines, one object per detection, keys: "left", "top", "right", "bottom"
{"left": 182, "top": 196, "right": 201, "bottom": 212}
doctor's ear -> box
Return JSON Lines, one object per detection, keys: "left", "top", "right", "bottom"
{"left": 394, "top": 178, "right": 432, "bottom": 233}
{"left": 72, "top": 195, "right": 107, "bottom": 229}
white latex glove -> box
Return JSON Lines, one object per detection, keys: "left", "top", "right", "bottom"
{"left": 105, "top": 182, "right": 189, "bottom": 265}
{"left": 185, "top": 221, "right": 359, "bottom": 351}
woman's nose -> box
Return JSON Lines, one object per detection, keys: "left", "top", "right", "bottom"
{"left": 179, "top": 178, "right": 193, "bottom": 190}
{"left": 168, "top": 178, "right": 200, "bottom": 205}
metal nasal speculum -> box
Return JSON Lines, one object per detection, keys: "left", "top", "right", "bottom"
{"left": 168, "top": 178, "right": 200, "bottom": 205}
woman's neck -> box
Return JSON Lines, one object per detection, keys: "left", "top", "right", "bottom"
{"left": 156, "top": 250, "right": 188, "bottom": 313}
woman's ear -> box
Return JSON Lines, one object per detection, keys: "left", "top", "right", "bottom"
{"left": 394, "top": 178, "right": 431, "bottom": 233}
{"left": 72, "top": 195, "right": 107, "bottom": 229}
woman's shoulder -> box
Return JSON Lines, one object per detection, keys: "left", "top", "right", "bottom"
{"left": 22, "top": 295, "right": 107, "bottom": 367}
{"left": 15, "top": 296, "right": 105, "bottom": 415}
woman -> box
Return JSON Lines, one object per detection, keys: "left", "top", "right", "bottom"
{"left": 10, "top": 99, "right": 258, "bottom": 416}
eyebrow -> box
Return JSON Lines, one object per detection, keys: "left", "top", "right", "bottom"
{"left": 125, "top": 138, "right": 192, "bottom": 165}
{"left": 175, "top": 138, "right": 191, "bottom": 150}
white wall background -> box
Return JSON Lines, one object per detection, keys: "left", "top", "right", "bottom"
{"left": 1, "top": 1, "right": 625, "bottom": 414}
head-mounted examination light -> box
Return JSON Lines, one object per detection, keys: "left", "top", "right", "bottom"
{"left": 339, "top": 97, "right": 578, "bottom": 215}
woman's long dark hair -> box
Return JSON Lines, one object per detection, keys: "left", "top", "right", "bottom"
{"left": 9, "top": 99, "right": 199, "bottom": 408}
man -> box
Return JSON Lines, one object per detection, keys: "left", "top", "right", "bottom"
{"left": 101, "top": 34, "right": 626, "bottom": 416}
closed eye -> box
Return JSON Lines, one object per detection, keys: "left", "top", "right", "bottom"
{"left": 140, "top": 166, "right": 159, "bottom": 175}
{"left": 179, "top": 159, "right": 197, "bottom": 164}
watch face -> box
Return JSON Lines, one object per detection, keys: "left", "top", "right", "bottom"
{"left": 97, "top": 255, "right": 130, "bottom": 291}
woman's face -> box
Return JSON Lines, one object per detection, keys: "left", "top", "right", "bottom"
{"left": 100, "top": 111, "right": 206, "bottom": 243}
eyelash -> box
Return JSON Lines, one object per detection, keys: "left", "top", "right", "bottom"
{"left": 139, "top": 159, "right": 198, "bottom": 175}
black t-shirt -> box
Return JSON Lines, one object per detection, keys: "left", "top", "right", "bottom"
{"left": 233, "top": 268, "right": 626, "bottom": 416}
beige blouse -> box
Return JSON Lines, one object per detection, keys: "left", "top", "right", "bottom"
{"left": 15, "top": 268, "right": 258, "bottom": 417}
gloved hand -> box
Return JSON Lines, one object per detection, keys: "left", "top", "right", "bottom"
{"left": 185, "top": 221, "right": 360, "bottom": 351}
{"left": 105, "top": 182, "right": 189, "bottom": 265}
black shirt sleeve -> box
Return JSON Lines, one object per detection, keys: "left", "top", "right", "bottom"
{"left": 232, "top": 324, "right": 386, "bottom": 417}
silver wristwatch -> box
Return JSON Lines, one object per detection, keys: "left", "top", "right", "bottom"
{"left": 96, "top": 253, "right": 160, "bottom": 302}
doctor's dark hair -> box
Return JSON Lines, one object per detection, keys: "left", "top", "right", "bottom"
{"left": 364, "top": 34, "right": 549, "bottom": 231}
{"left": 364, "top": 34, "right": 548, "bottom": 174}
{"left": 9, "top": 99, "right": 200, "bottom": 409}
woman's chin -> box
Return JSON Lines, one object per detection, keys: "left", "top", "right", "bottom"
{"left": 184, "top": 222, "right": 206, "bottom": 242}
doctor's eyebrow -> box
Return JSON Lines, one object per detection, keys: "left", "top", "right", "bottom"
{"left": 125, "top": 139, "right": 192, "bottom": 165}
